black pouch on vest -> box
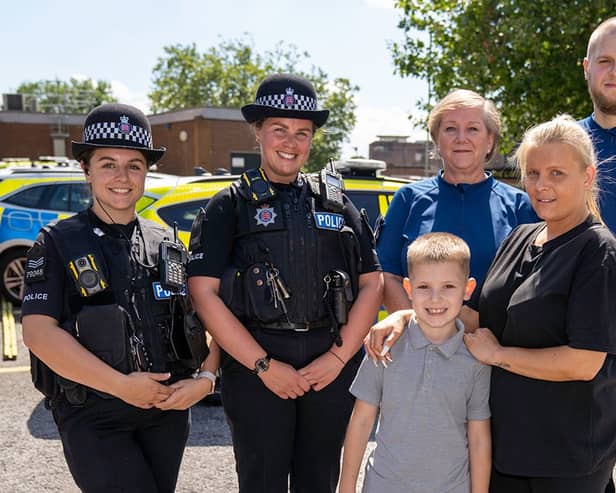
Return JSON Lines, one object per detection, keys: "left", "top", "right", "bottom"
{"left": 244, "top": 262, "right": 286, "bottom": 323}
{"left": 339, "top": 225, "right": 361, "bottom": 299}
{"left": 76, "top": 304, "right": 132, "bottom": 374}
{"left": 219, "top": 266, "right": 246, "bottom": 316}
{"left": 169, "top": 307, "right": 209, "bottom": 371}
{"left": 29, "top": 351, "right": 59, "bottom": 400}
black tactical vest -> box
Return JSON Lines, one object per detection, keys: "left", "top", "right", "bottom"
{"left": 220, "top": 173, "right": 361, "bottom": 329}
{"left": 47, "top": 211, "right": 194, "bottom": 382}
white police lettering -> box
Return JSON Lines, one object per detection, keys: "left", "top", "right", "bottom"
{"left": 190, "top": 252, "right": 204, "bottom": 261}
{"left": 152, "top": 282, "right": 172, "bottom": 300}
{"left": 313, "top": 212, "right": 345, "bottom": 231}
{"left": 152, "top": 281, "right": 186, "bottom": 299}
{"left": 23, "top": 292, "right": 48, "bottom": 302}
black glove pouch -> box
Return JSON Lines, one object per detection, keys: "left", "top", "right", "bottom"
{"left": 76, "top": 304, "right": 132, "bottom": 374}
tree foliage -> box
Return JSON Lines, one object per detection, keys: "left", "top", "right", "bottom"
{"left": 16, "top": 78, "right": 116, "bottom": 113}
{"left": 391, "top": 0, "right": 613, "bottom": 152}
{"left": 149, "top": 36, "right": 358, "bottom": 171}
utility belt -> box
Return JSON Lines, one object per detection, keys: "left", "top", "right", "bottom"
{"left": 253, "top": 319, "right": 332, "bottom": 332}
{"left": 221, "top": 261, "right": 353, "bottom": 345}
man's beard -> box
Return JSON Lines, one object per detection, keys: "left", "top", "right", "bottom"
{"left": 589, "top": 82, "right": 616, "bottom": 115}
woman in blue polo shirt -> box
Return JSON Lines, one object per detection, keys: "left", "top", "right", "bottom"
{"left": 376, "top": 89, "right": 538, "bottom": 313}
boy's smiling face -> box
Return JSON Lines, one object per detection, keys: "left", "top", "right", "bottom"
{"left": 404, "top": 261, "right": 476, "bottom": 337}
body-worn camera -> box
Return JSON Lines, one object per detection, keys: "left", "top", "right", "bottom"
{"left": 319, "top": 160, "right": 345, "bottom": 212}
{"left": 68, "top": 254, "right": 107, "bottom": 297}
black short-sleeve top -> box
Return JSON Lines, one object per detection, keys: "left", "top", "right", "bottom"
{"left": 471, "top": 215, "right": 616, "bottom": 477}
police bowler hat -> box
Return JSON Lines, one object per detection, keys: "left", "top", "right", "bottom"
{"left": 72, "top": 103, "right": 165, "bottom": 164}
{"left": 241, "top": 74, "right": 329, "bottom": 128}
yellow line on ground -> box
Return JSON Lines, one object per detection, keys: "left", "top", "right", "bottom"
{"left": 0, "top": 365, "right": 30, "bottom": 373}
{"left": 2, "top": 298, "right": 17, "bottom": 360}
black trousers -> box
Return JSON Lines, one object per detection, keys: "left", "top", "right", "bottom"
{"left": 53, "top": 394, "right": 190, "bottom": 493}
{"left": 221, "top": 328, "right": 361, "bottom": 493}
{"left": 490, "top": 462, "right": 615, "bottom": 493}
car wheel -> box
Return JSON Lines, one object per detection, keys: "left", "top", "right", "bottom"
{"left": 0, "top": 248, "right": 28, "bottom": 305}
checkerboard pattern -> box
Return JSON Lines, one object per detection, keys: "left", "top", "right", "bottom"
{"left": 255, "top": 93, "right": 317, "bottom": 111}
{"left": 83, "top": 122, "right": 153, "bottom": 147}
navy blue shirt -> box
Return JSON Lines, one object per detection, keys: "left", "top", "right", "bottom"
{"left": 376, "top": 171, "right": 538, "bottom": 286}
{"left": 579, "top": 115, "right": 616, "bottom": 234}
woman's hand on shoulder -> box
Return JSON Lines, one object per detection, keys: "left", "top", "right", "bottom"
{"left": 364, "top": 309, "right": 413, "bottom": 363}
{"left": 463, "top": 327, "right": 501, "bottom": 365}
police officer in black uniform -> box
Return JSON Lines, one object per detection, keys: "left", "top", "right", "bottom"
{"left": 22, "top": 103, "right": 217, "bottom": 493}
{"left": 187, "top": 74, "right": 383, "bottom": 493}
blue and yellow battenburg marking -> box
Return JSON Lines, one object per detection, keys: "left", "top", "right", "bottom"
{"left": 313, "top": 212, "right": 345, "bottom": 231}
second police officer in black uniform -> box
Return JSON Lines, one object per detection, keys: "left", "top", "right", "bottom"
{"left": 187, "top": 74, "right": 384, "bottom": 493}
{"left": 22, "top": 103, "right": 217, "bottom": 493}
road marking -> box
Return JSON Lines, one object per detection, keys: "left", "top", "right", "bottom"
{"left": 2, "top": 299, "right": 17, "bottom": 360}
{"left": 0, "top": 365, "right": 29, "bottom": 373}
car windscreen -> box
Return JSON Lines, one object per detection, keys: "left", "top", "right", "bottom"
{"left": 156, "top": 200, "right": 208, "bottom": 232}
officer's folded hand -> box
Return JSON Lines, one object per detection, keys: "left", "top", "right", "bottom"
{"left": 298, "top": 352, "right": 344, "bottom": 392}
{"left": 259, "top": 359, "right": 311, "bottom": 400}
{"left": 155, "top": 378, "right": 212, "bottom": 411}
{"left": 115, "top": 372, "right": 174, "bottom": 409}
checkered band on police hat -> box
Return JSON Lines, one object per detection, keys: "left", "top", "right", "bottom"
{"left": 241, "top": 73, "right": 329, "bottom": 128}
{"left": 254, "top": 92, "right": 317, "bottom": 111}
{"left": 82, "top": 120, "right": 153, "bottom": 148}
{"left": 71, "top": 103, "right": 166, "bottom": 163}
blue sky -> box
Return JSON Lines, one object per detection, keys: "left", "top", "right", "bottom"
{"left": 1, "top": 0, "right": 428, "bottom": 158}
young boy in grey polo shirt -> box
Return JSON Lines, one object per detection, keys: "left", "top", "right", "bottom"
{"left": 339, "top": 232, "right": 491, "bottom": 493}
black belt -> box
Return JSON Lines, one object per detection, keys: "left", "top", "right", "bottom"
{"left": 257, "top": 320, "right": 332, "bottom": 332}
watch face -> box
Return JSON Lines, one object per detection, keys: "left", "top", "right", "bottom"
{"left": 255, "top": 357, "right": 270, "bottom": 374}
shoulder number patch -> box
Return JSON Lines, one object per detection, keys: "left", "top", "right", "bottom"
{"left": 25, "top": 243, "right": 47, "bottom": 284}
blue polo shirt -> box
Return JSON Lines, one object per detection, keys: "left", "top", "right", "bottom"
{"left": 376, "top": 171, "right": 538, "bottom": 286}
{"left": 579, "top": 114, "right": 616, "bottom": 234}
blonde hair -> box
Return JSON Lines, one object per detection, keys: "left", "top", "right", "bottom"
{"left": 428, "top": 89, "right": 501, "bottom": 163}
{"left": 514, "top": 114, "right": 603, "bottom": 225}
{"left": 407, "top": 232, "right": 471, "bottom": 278}
{"left": 587, "top": 17, "right": 616, "bottom": 58}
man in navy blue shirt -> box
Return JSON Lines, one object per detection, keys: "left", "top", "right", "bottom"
{"left": 580, "top": 17, "right": 616, "bottom": 233}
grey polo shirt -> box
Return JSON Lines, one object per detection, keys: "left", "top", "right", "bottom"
{"left": 350, "top": 319, "right": 491, "bottom": 493}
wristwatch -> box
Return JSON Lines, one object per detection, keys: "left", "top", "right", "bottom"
{"left": 252, "top": 355, "right": 271, "bottom": 375}
{"left": 195, "top": 370, "right": 217, "bottom": 395}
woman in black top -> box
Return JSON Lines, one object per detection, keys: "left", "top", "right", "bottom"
{"left": 368, "top": 115, "right": 616, "bottom": 492}
{"left": 22, "top": 104, "right": 218, "bottom": 493}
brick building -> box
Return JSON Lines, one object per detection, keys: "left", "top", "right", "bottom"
{"left": 369, "top": 135, "right": 440, "bottom": 178}
{"left": 368, "top": 134, "right": 513, "bottom": 183}
{"left": 0, "top": 105, "right": 259, "bottom": 176}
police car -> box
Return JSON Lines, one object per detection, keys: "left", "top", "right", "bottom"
{"left": 139, "top": 160, "right": 413, "bottom": 246}
{"left": 0, "top": 161, "right": 415, "bottom": 305}
{"left": 0, "top": 171, "right": 194, "bottom": 305}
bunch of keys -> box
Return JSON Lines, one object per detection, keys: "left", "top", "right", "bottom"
{"left": 266, "top": 266, "right": 291, "bottom": 315}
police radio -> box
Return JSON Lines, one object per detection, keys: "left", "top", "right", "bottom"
{"left": 319, "top": 159, "right": 345, "bottom": 212}
{"left": 159, "top": 223, "right": 188, "bottom": 293}
{"left": 69, "top": 254, "right": 108, "bottom": 297}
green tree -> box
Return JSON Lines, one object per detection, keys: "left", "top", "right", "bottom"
{"left": 149, "top": 36, "right": 358, "bottom": 171}
{"left": 16, "top": 78, "right": 116, "bottom": 113}
{"left": 391, "top": 1, "right": 613, "bottom": 153}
